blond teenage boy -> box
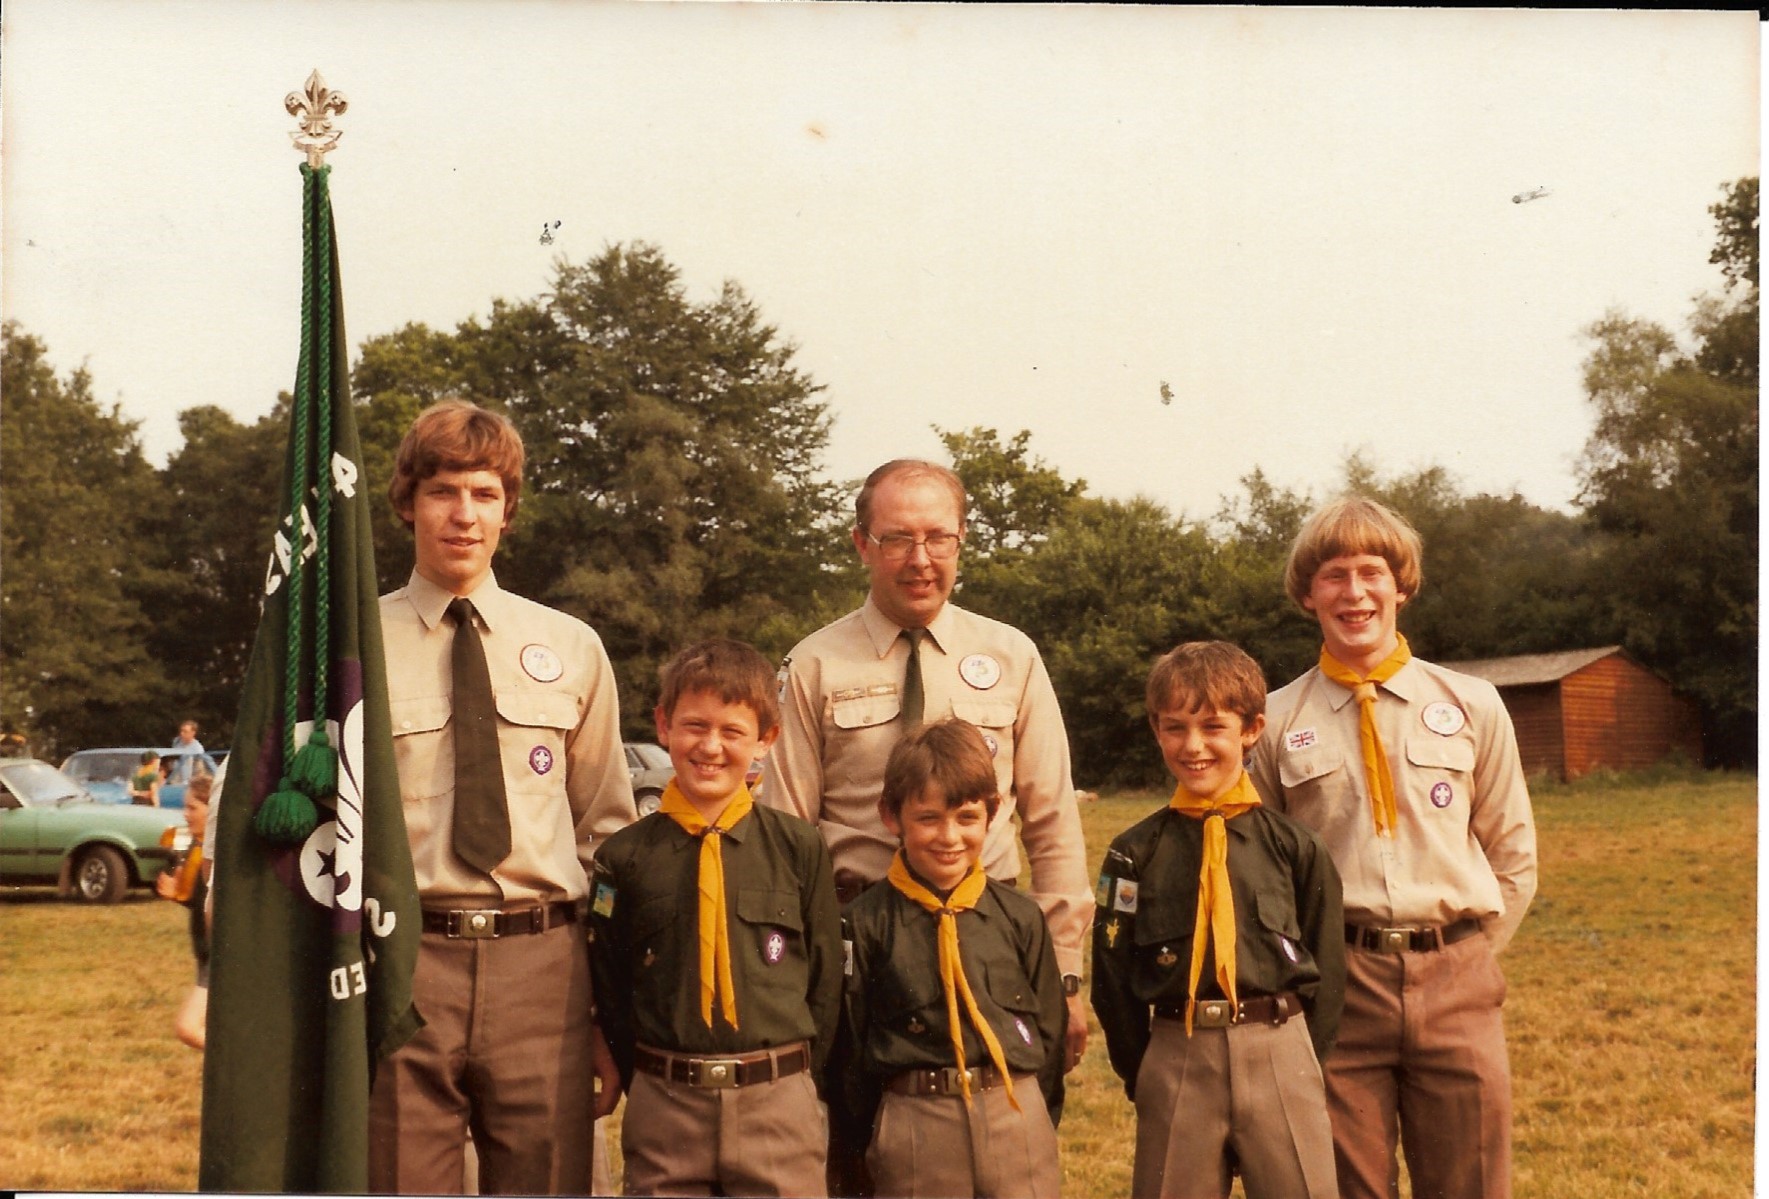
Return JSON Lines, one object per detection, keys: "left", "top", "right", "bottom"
{"left": 1093, "top": 642, "right": 1344, "bottom": 1199}
{"left": 1249, "top": 497, "right": 1537, "bottom": 1199}
{"left": 835, "top": 719, "right": 1065, "bottom": 1199}
{"left": 589, "top": 639, "right": 842, "bottom": 1197}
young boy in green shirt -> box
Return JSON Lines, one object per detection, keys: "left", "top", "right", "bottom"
{"left": 588, "top": 638, "right": 842, "bottom": 1196}
{"left": 1093, "top": 641, "right": 1345, "bottom": 1199}
{"left": 836, "top": 718, "right": 1066, "bottom": 1199}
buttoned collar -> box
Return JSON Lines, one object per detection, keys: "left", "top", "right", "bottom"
{"left": 403, "top": 569, "right": 511, "bottom": 635}
{"left": 859, "top": 595, "right": 958, "bottom": 659}
{"left": 657, "top": 792, "right": 755, "bottom": 846}
{"left": 1314, "top": 655, "right": 1423, "bottom": 711}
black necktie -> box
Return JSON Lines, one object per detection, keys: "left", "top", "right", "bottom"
{"left": 901, "top": 629, "right": 925, "bottom": 728}
{"left": 449, "top": 598, "right": 511, "bottom": 874}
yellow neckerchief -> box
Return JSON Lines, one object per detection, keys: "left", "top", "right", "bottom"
{"left": 1167, "top": 771, "right": 1261, "bottom": 1036}
{"left": 659, "top": 779, "right": 753, "bottom": 1030}
{"left": 1317, "top": 634, "right": 1412, "bottom": 839}
{"left": 886, "top": 852, "right": 1020, "bottom": 1111}
{"left": 166, "top": 842, "right": 204, "bottom": 904}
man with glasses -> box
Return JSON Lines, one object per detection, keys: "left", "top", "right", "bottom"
{"left": 762, "top": 459, "right": 1092, "bottom": 1076}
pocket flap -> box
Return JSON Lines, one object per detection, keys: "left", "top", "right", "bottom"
{"left": 950, "top": 698, "right": 1017, "bottom": 729}
{"left": 736, "top": 887, "right": 804, "bottom": 933}
{"left": 494, "top": 689, "right": 580, "bottom": 731}
{"left": 831, "top": 687, "right": 901, "bottom": 730}
{"left": 1253, "top": 891, "right": 1302, "bottom": 941}
{"left": 1406, "top": 736, "right": 1475, "bottom": 773}
{"left": 1277, "top": 748, "right": 1344, "bottom": 788}
{"left": 390, "top": 695, "right": 452, "bottom": 736}
{"left": 1130, "top": 896, "right": 1194, "bottom": 947}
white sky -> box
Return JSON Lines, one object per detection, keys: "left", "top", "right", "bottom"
{"left": 1, "top": 4, "right": 1759, "bottom": 521}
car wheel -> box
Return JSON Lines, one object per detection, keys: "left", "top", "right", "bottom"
{"left": 73, "top": 845, "right": 129, "bottom": 903}
{"left": 636, "top": 789, "right": 663, "bottom": 818}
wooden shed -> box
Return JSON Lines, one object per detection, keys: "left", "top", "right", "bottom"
{"left": 1440, "top": 646, "right": 1703, "bottom": 781}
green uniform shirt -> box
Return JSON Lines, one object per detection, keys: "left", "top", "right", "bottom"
{"left": 1091, "top": 803, "right": 1346, "bottom": 1100}
{"left": 587, "top": 802, "right": 842, "bottom": 1092}
{"left": 835, "top": 876, "right": 1066, "bottom": 1144}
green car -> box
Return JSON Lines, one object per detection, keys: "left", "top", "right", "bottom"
{"left": 0, "top": 758, "right": 184, "bottom": 902}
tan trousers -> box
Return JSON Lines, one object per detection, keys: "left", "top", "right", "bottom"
{"left": 621, "top": 1059, "right": 828, "bottom": 1196}
{"left": 1131, "top": 1015, "right": 1338, "bottom": 1199}
{"left": 368, "top": 923, "right": 595, "bottom": 1195}
{"left": 1327, "top": 932, "right": 1512, "bottom": 1199}
{"left": 866, "top": 1080, "right": 1060, "bottom": 1199}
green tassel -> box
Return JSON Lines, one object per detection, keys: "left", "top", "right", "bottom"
{"left": 254, "top": 778, "right": 319, "bottom": 844}
{"left": 288, "top": 728, "right": 339, "bottom": 800}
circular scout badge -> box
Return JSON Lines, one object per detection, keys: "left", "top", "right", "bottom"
{"left": 521, "top": 643, "right": 564, "bottom": 683}
{"left": 959, "top": 653, "right": 1002, "bottom": 691}
{"left": 1280, "top": 936, "right": 1300, "bottom": 963}
{"left": 529, "top": 745, "right": 554, "bottom": 775}
{"left": 1422, "top": 701, "right": 1467, "bottom": 737}
{"left": 1014, "top": 1016, "right": 1033, "bottom": 1046}
{"left": 981, "top": 732, "right": 1000, "bottom": 759}
{"left": 1430, "top": 781, "right": 1454, "bottom": 808}
{"left": 765, "top": 930, "right": 787, "bottom": 965}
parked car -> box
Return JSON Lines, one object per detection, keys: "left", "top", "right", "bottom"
{"left": 624, "top": 742, "right": 672, "bottom": 817}
{"left": 0, "top": 758, "right": 184, "bottom": 902}
{"left": 60, "top": 746, "right": 223, "bottom": 810}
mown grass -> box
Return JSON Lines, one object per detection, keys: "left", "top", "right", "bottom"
{"left": 0, "top": 770, "right": 1754, "bottom": 1195}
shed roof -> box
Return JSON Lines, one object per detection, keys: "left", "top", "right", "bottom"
{"left": 1439, "top": 646, "right": 1625, "bottom": 688}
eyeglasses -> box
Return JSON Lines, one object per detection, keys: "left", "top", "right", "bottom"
{"left": 866, "top": 531, "right": 964, "bottom": 562}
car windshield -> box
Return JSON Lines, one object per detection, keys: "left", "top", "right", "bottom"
{"left": 65, "top": 752, "right": 137, "bottom": 784}
{"left": 1, "top": 761, "right": 87, "bottom": 807}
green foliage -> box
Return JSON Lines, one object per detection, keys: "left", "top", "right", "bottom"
{"left": 1572, "top": 177, "right": 1759, "bottom": 765}
{"left": 0, "top": 323, "right": 164, "bottom": 758}
{"left": 353, "top": 243, "right": 850, "bottom": 734}
{"left": 937, "top": 425, "right": 1087, "bottom": 560}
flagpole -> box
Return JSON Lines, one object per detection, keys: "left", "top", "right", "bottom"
{"left": 287, "top": 70, "right": 348, "bottom": 169}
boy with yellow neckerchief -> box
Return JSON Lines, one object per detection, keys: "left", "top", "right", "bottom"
{"left": 1093, "top": 642, "right": 1344, "bottom": 1199}
{"left": 1248, "top": 497, "right": 1537, "bottom": 1199}
{"left": 587, "top": 639, "right": 842, "bottom": 1196}
{"left": 835, "top": 719, "right": 1065, "bottom": 1199}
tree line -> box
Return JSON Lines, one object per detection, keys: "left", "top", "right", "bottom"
{"left": 3, "top": 180, "right": 1755, "bottom": 781}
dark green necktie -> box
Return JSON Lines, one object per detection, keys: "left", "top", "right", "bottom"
{"left": 449, "top": 598, "right": 511, "bottom": 874}
{"left": 901, "top": 628, "right": 925, "bottom": 728}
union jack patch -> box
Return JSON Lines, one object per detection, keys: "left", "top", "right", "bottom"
{"left": 1285, "top": 728, "right": 1318, "bottom": 752}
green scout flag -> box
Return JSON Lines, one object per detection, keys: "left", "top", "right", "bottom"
{"left": 200, "top": 157, "right": 422, "bottom": 1192}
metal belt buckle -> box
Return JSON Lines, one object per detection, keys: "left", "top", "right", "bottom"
{"left": 1378, "top": 927, "right": 1412, "bottom": 954}
{"left": 688, "top": 1058, "right": 742, "bottom": 1088}
{"left": 449, "top": 909, "right": 502, "bottom": 938}
{"left": 1196, "top": 999, "right": 1234, "bottom": 1028}
{"left": 938, "top": 1067, "right": 973, "bottom": 1095}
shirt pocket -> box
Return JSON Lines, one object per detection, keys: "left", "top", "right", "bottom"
{"left": 1405, "top": 734, "right": 1475, "bottom": 813}
{"left": 949, "top": 698, "right": 1017, "bottom": 762}
{"left": 1252, "top": 889, "right": 1309, "bottom": 974}
{"left": 982, "top": 955, "right": 1048, "bottom": 1068}
{"left": 1130, "top": 895, "right": 1194, "bottom": 997}
{"left": 494, "top": 689, "right": 579, "bottom": 794}
{"left": 1275, "top": 746, "right": 1349, "bottom": 824}
{"left": 389, "top": 695, "right": 454, "bottom": 802}
{"left": 735, "top": 886, "right": 808, "bottom": 973}
{"left": 831, "top": 686, "right": 901, "bottom": 730}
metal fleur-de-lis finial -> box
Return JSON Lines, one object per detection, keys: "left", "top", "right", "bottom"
{"left": 286, "top": 70, "right": 348, "bottom": 168}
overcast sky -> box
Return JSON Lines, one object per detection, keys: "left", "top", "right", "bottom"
{"left": 2, "top": 4, "right": 1758, "bottom": 522}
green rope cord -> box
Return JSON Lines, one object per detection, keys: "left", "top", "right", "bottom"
{"left": 282, "top": 162, "right": 317, "bottom": 766}
{"left": 310, "top": 164, "right": 333, "bottom": 731}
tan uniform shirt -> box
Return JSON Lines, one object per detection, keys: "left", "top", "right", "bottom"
{"left": 1249, "top": 658, "right": 1537, "bottom": 952}
{"left": 380, "top": 570, "right": 636, "bottom": 906}
{"left": 762, "top": 597, "right": 1091, "bottom": 974}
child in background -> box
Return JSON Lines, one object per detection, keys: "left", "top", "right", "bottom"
{"left": 588, "top": 638, "right": 842, "bottom": 1196}
{"left": 130, "top": 751, "right": 161, "bottom": 806}
{"left": 157, "top": 772, "right": 213, "bottom": 1048}
{"left": 1093, "top": 641, "right": 1344, "bottom": 1199}
{"left": 837, "top": 718, "right": 1065, "bottom": 1199}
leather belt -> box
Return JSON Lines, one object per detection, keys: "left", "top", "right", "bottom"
{"left": 885, "top": 1063, "right": 1021, "bottom": 1097}
{"left": 634, "top": 1042, "right": 810, "bottom": 1089}
{"left": 1345, "top": 917, "right": 1482, "bottom": 954}
{"left": 1154, "top": 991, "right": 1301, "bottom": 1029}
{"left": 421, "top": 901, "right": 578, "bottom": 938}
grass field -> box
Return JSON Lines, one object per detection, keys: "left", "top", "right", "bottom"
{"left": 0, "top": 769, "right": 1755, "bottom": 1195}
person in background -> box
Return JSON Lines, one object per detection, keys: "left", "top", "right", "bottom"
{"left": 130, "top": 751, "right": 161, "bottom": 806}
{"left": 167, "top": 719, "right": 210, "bottom": 784}
{"left": 158, "top": 772, "right": 215, "bottom": 1049}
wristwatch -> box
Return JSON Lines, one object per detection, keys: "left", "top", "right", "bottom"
{"left": 1061, "top": 973, "right": 1081, "bottom": 997}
